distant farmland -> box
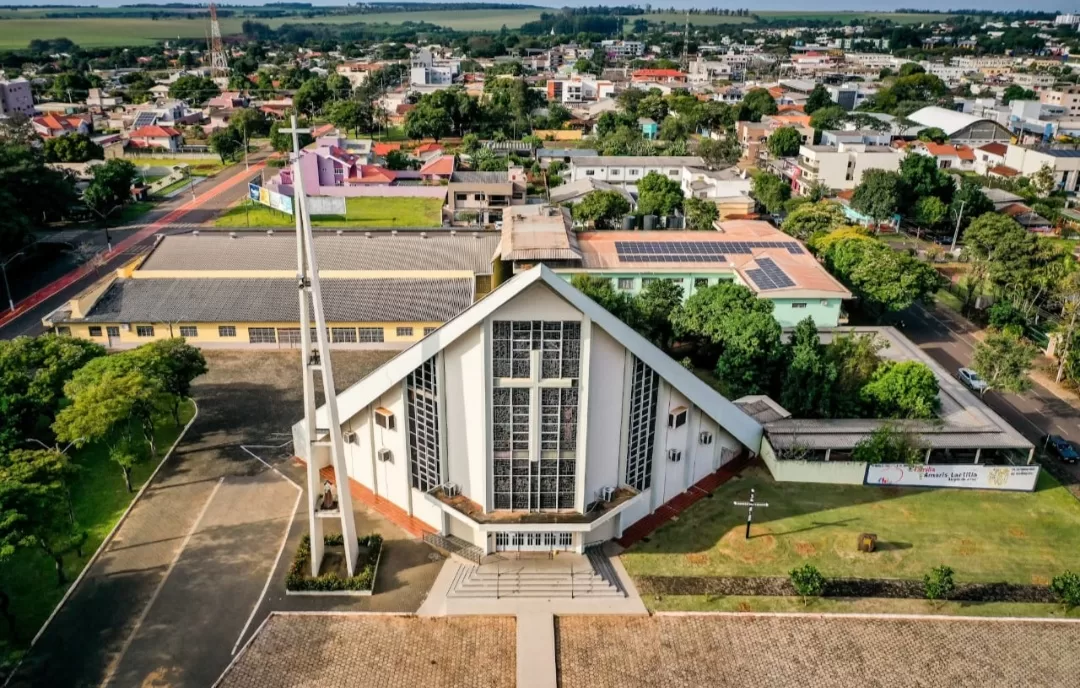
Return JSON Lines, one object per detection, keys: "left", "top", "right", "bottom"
{"left": 0, "top": 9, "right": 950, "bottom": 50}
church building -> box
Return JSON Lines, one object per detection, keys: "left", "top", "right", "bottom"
{"left": 293, "top": 265, "right": 763, "bottom": 554}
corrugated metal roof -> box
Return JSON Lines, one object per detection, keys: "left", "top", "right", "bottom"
{"left": 73, "top": 278, "right": 473, "bottom": 324}
{"left": 450, "top": 171, "right": 509, "bottom": 184}
{"left": 140, "top": 233, "right": 500, "bottom": 273}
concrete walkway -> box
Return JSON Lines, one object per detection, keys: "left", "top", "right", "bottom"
{"left": 517, "top": 612, "right": 556, "bottom": 688}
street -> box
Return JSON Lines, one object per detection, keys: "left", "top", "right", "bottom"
{"left": 904, "top": 302, "right": 1080, "bottom": 488}
{"left": 0, "top": 150, "right": 271, "bottom": 340}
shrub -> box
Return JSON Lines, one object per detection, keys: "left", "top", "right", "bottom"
{"left": 789, "top": 564, "right": 826, "bottom": 604}
{"left": 924, "top": 565, "right": 956, "bottom": 602}
{"left": 1050, "top": 571, "right": 1080, "bottom": 609}
{"left": 286, "top": 533, "right": 383, "bottom": 592}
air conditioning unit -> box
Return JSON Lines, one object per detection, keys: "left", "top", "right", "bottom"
{"left": 443, "top": 482, "right": 460, "bottom": 497}
{"left": 668, "top": 406, "right": 688, "bottom": 429}
{"left": 376, "top": 448, "right": 393, "bottom": 463}
{"left": 342, "top": 431, "right": 357, "bottom": 444}
{"left": 599, "top": 486, "right": 615, "bottom": 502}
{"left": 668, "top": 449, "right": 682, "bottom": 463}
{"left": 374, "top": 407, "right": 396, "bottom": 430}
{"left": 699, "top": 431, "right": 714, "bottom": 446}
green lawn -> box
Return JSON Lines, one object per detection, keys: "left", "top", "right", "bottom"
{"left": 152, "top": 176, "right": 196, "bottom": 198}
{"left": 647, "top": 595, "right": 1080, "bottom": 619}
{"left": 135, "top": 159, "right": 225, "bottom": 177}
{"left": 114, "top": 200, "right": 155, "bottom": 225}
{"left": 621, "top": 465, "right": 1080, "bottom": 585}
{"left": 0, "top": 400, "right": 195, "bottom": 656}
{"left": 214, "top": 197, "right": 444, "bottom": 228}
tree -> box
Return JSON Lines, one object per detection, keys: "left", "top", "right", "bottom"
{"left": 768, "top": 127, "right": 802, "bottom": 158}
{"left": 852, "top": 424, "right": 925, "bottom": 464}
{"left": 781, "top": 317, "right": 839, "bottom": 418}
{"left": 809, "top": 105, "right": 847, "bottom": 132}
{"left": 739, "top": 88, "right": 778, "bottom": 121}
{"left": 949, "top": 179, "right": 994, "bottom": 234}
{"left": 860, "top": 361, "right": 939, "bottom": 419}
{"left": 804, "top": 84, "right": 833, "bottom": 114}
{"left": 913, "top": 196, "right": 948, "bottom": 231}
{"left": 972, "top": 331, "right": 1037, "bottom": 395}
{"left": 637, "top": 171, "right": 684, "bottom": 216}
{"left": 42, "top": 133, "right": 103, "bottom": 163}
{"left": 658, "top": 117, "right": 688, "bottom": 142}
{"left": 570, "top": 275, "right": 637, "bottom": 326}
{"left": 294, "top": 77, "right": 332, "bottom": 117}
{"left": 924, "top": 565, "right": 956, "bottom": 602}
{"left": 638, "top": 94, "right": 669, "bottom": 123}
{"left": 900, "top": 152, "right": 954, "bottom": 205}
{"left": 824, "top": 235, "right": 940, "bottom": 316}
{"left": 635, "top": 279, "right": 683, "bottom": 350}
{"left": 130, "top": 338, "right": 207, "bottom": 425}
{"left": 827, "top": 331, "right": 887, "bottom": 418}
{"left": 53, "top": 358, "right": 165, "bottom": 491}
{"left": 83, "top": 158, "right": 138, "bottom": 219}
{"left": 168, "top": 75, "right": 219, "bottom": 106}
{"left": 208, "top": 128, "right": 242, "bottom": 164}
{"left": 571, "top": 190, "right": 630, "bottom": 229}
{"left": 780, "top": 201, "right": 847, "bottom": 242}
{"left": 1032, "top": 163, "right": 1058, "bottom": 197}
{"left": 0, "top": 142, "right": 78, "bottom": 251}
{"left": 1050, "top": 571, "right": 1080, "bottom": 610}
{"left": 850, "top": 170, "right": 904, "bottom": 226}
{"left": 751, "top": 172, "right": 790, "bottom": 215}
{"left": 789, "top": 564, "right": 825, "bottom": 605}
{"left": 684, "top": 196, "right": 719, "bottom": 230}
{"left": 1002, "top": 84, "right": 1037, "bottom": 104}
{"left": 404, "top": 98, "right": 453, "bottom": 141}
{"left": 916, "top": 127, "right": 948, "bottom": 144}
{"left": 898, "top": 62, "right": 926, "bottom": 77}
{"left": 0, "top": 334, "right": 105, "bottom": 453}
{"left": 460, "top": 133, "right": 481, "bottom": 155}
{"left": 228, "top": 107, "right": 271, "bottom": 138}
{"left": 616, "top": 87, "right": 646, "bottom": 116}
{"left": 384, "top": 149, "right": 412, "bottom": 171}
{"left": 695, "top": 136, "right": 740, "bottom": 168}
{"left": 270, "top": 119, "right": 312, "bottom": 153}
{"left": 328, "top": 100, "right": 372, "bottom": 137}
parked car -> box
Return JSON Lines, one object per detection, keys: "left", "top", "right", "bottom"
{"left": 958, "top": 367, "right": 988, "bottom": 393}
{"left": 1046, "top": 435, "right": 1079, "bottom": 464}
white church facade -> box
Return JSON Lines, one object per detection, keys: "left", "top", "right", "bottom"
{"left": 293, "top": 265, "right": 764, "bottom": 555}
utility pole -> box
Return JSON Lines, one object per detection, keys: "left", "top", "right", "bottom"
{"left": 284, "top": 114, "right": 360, "bottom": 577}
{"left": 950, "top": 199, "right": 965, "bottom": 254}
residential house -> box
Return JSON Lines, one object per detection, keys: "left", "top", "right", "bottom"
{"left": 630, "top": 69, "right": 688, "bottom": 85}
{"left": 639, "top": 118, "right": 658, "bottom": 140}
{"left": 207, "top": 91, "right": 249, "bottom": 109}
{"left": 679, "top": 167, "right": 755, "bottom": 219}
{"left": 568, "top": 156, "right": 706, "bottom": 187}
{"left": 974, "top": 142, "right": 1008, "bottom": 175}
{"left": 547, "top": 178, "right": 634, "bottom": 208}
{"left": 86, "top": 88, "right": 122, "bottom": 111}
{"left": 32, "top": 113, "right": 91, "bottom": 138}
{"left": 336, "top": 62, "right": 382, "bottom": 88}
{"left": 793, "top": 142, "right": 903, "bottom": 194}
{"left": 418, "top": 154, "right": 455, "bottom": 182}
{"left": 911, "top": 141, "right": 976, "bottom": 171}
{"left": 546, "top": 76, "right": 615, "bottom": 104}
{"left": 446, "top": 168, "right": 528, "bottom": 226}
{"left": 127, "top": 125, "right": 183, "bottom": 151}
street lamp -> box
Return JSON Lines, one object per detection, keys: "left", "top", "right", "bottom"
{"left": 1, "top": 251, "right": 27, "bottom": 312}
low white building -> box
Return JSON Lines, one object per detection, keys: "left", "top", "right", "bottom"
{"left": 1003, "top": 144, "right": 1080, "bottom": 193}
{"left": 568, "top": 156, "right": 706, "bottom": 187}
{"left": 794, "top": 142, "right": 903, "bottom": 194}
{"left": 293, "top": 266, "right": 760, "bottom": 554}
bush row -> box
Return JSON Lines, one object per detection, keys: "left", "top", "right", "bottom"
{"left": 285, "top": 534, "right": 383, "bottom": 592}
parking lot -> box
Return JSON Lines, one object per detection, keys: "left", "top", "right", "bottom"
{"left": 11, "top": 350, "right": 444, "bottom": 688}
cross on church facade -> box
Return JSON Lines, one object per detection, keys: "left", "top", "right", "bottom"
{"left": 733, "top": 488, "right": 769, "bottom": 540}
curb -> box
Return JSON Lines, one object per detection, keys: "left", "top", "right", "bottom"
{"left": 652, "top": 610, "right": 1080, "bottom": 623}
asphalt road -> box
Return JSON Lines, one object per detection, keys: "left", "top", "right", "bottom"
{"left": 0, "top": 150, "right": 271, "bottom": 340}
{"left": 903, "top": 301, "right": 1080, "bottom": 488}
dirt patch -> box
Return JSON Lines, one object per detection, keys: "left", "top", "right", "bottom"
{"left": 794, "top": 542, "right": 816, "bottom": 557}
{"left": 719, "top": 527, "right": 777, "bottom": 564}
{"left": 1031, "top": 574, "right": 1050, "bottom": 586}
{"left": 1008, "top": 526, "right": 1026, "bottom": 538}
{"left": 955, "top": 539, "right": 978, "bottom": 556}
{"left": 684, "top": 553, "right": 709, "bottom": 566}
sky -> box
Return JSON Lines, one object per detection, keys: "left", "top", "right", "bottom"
{"left": 1, "top": 1, "right": 1075, "bottom": 12}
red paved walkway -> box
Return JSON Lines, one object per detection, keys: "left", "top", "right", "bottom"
{"left": 616, "top": 454, "right": 749, "bottom": 549}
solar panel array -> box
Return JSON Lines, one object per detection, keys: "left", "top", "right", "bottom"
{"left": 133, "top": 111, "right": 158, "bottom": 128}
{"left": 745, "top": 257, "right": 795, "bottom": 291}
{"left": 614, "top": 240, "right": 804, "bottom": 264}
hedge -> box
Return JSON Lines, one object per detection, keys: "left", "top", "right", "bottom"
{"left": 286, "top": 533, "right": 383, "bottom": 592}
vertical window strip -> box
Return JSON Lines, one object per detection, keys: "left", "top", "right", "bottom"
{"left": 407, "top": 357, "right": 441, "bottom": 492}
{"left": 625, "top": 355, "right": 659, "bottom": 491}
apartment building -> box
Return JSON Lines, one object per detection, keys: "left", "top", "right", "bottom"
{"left": 411, "top": 49, "right": 458, "bottom": 87}
{"left": 687, "top": 57, "right": 737, "bottom": 84}
{"left": 599, "top": 40, "right": 644, "bottom": 59}
{"left": 794, "top": 142, "right": 902, "bottom": 194}
{"left": 568, "top": 156, "right": 706, "bottom": 187}
{"left": 1041, "top": 86, "right": 1080, "bottom": 115}
{"left": 0, "top": 77, "right": 35, "bottom": 117}
{"left": 446, "top": 168, "right": 528, "bottom": 225}
{"left": 546, "top": 76, "right": 615, "bottom": 104}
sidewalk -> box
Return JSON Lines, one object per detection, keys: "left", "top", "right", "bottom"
{"left": 0, "top": 160, "right": 264, "bottom": 330}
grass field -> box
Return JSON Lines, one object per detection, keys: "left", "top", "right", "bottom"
{"left": 215, "top": 196, "right": 444, "bottom": 228}
{"left": 0, "top": 400, "right": 195, "bottom": 655}
{"left": 621, "top": 465, "right": 1080, "bottom": 585}
{"left": 646, "top": 594, "right": 1080, "bottom": 618}
{"left": 0, "top": 9, "right": 951, "bottom": 49}
{"left": 134, "top": 158, "right": 225, "bottom": 177}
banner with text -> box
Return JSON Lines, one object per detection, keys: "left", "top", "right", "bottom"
{"left": 865, "top": 464, "right": 1039, "bottom": 492}
{"left": 248, "top": 182, "right": 294, "bottom": 215}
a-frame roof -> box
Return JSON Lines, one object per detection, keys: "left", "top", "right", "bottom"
{"left": 310, "top": 265, "right": 763, "bottom": 451}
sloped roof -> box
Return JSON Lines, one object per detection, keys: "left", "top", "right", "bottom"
{"left": 130, "top": 125, "right": 180, "bottom": 138}
{"left": 978, "top": 142, "right": 1008, "bottom": 156}
{"left": 372, "top": 142, "right": 402, "bottom": 157}
{"left": 307, "top": 265, "right": 763, "bottom": 451}
{"left": 920, "top": 142, "right": 975, "bottom": 160}
{"left": 906, "top": 106, "right": 1004, "bottom": 136}
{"left": 419, "top": 154, "right": 455, "bottom": 176}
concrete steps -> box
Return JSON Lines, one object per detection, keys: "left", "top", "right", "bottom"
{"left": 447, "top": 562, "right": 626, "bottom": 599}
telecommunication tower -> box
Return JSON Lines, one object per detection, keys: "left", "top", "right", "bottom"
{"left": 208, "top": 3, "right": 230, "bottom": 79}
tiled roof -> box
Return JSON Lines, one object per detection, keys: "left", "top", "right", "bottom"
{"left": 414, "top": 142, "right": 444, "bottom": 154}
{"left": 372, "top": 142, "right": 402, "bottom": 157}
{"left": 76, "top": 277, "right": 474, "bottom": 324}
{"left": 139, "top": 233, "right": 500, "bottom": 273}
{"left": 978, "top": 142, "right": 1007, "bottom": 156}
{"left": 921, "top": 142, "right": 975, "bottom": 161}
{"left": 989, "top": 164, "right": 1020, "bottom": 177}
{"left": 130, "top": 125, "right": 180, "bottom": 138}
{"left": 632, "top": 69, "right": 686, "bottom": 78}
{"left": 419, "top": 155, "right": 455, "bottom": 176}
{"left": 348, "top": 165, "right": 396, "bottom": 183}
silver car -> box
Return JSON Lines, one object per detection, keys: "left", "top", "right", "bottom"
{"left": 958, "top": 367, "right": 988, "bottom": 393}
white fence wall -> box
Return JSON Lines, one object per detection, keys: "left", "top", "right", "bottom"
{"left": 760, "top": 439, "right": 868, "bottom": 485}
{"left": 306, "top": 195, "right": 347, "bottom": 217}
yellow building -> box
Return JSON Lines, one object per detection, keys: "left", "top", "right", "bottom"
{"left": 44, "top": 230, "right": 504, "bottom": 349}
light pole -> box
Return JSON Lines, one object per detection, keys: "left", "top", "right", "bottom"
{"left": 1, "top": 251, "right": 27, "bottom": 312}
{"left": 949, "top": 200, "right": 966, "bottom": 254}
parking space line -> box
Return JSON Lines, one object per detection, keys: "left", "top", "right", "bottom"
{"left": 102, "top": 477, "right": 224, "bottom": 687}
{"left": 241, "top": 443, "right": 301, "bottom": 489}
{"left": 230, "top": 447, "right": 302, "bottom": 656}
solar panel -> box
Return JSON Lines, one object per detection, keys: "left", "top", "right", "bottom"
{"left": 133, "top": 111, "right": 158, "bottom": 128}
{"left": 745, "top": 257, "right": 795, "bottom": 291}
{"left": 614, "top": 240, "right": 804, "bottom": 261}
